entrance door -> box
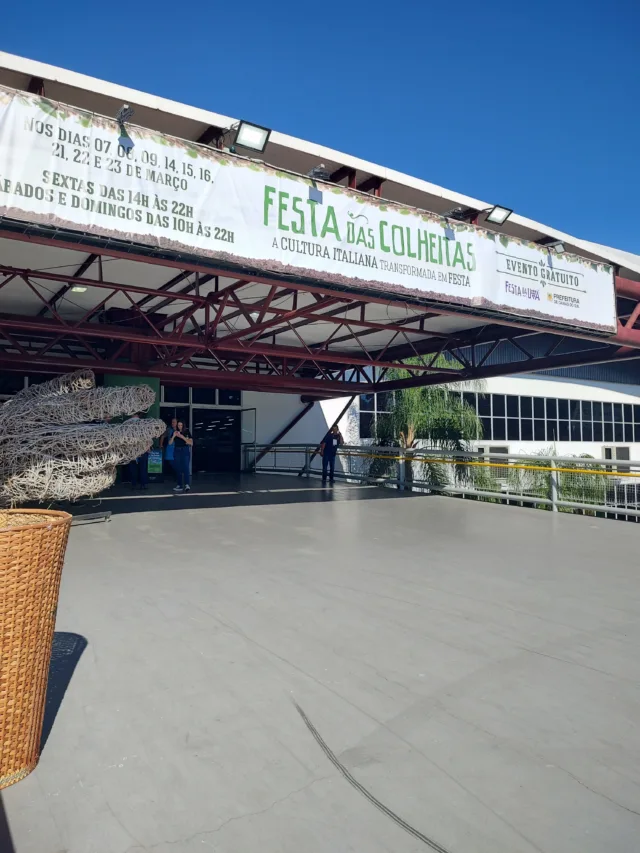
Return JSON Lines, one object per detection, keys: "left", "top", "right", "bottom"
{"left": 192, "top": 408, "right": 241, "bottom": 473}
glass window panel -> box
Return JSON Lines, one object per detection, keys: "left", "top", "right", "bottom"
{"left": 493, "top": 418, "right": 506, "bottom": 440}
{"left": 634, "top": 404, "right": 640, "bottom": 423}
{"left": 614, "top": 403, "right": 623, "bottom": 422}
{"left": 594, "top": 422, "right": 603, "bottom": 441}
{"left": 359, "top": 412, "right": 374, "bottom": 438}
{"left": 219, "top": 390, "right": 241, "bottom": 406}
{"left": 191, "top": 387, "right": 216, "bottom": 405}
{"left": 616, "top": 446, "right": 631, "bottom": 473}
{"left": 635, "top": 425, "right": 640, "bottom": 442}
{"left": 27, "top": 373, "right": 57, "bottom": 387}
{"left": 520, "top": 397, "right": 532, "bottom": 418}
{"left": 507, "top": 395, "right": 519, "bottom": 417}
{"left": 546, "top": 421, "right": 558, "bottom": 442}
{"left": 521, "top": 419, "right": 533, "bottom": 440}
{"left": 507, "top": 418, "right": 519, "bottom": 440}
{"left": 558, "top": 399, "right": 569, "bottom": 419}
{"left": 559, "top": 420, "right": 569, "bottom": 441}
{"left": 360, "top": 393, "right": 375, "bottom": 411}
{"left": 480, "top": 417, "right": 492, "bottom": 439}
{"left": 570, "top": 400, "right": 581, "bottom": 420}
{"left": 582, "top": 422, "right": 593, "bottom": 442}
{"left": 624, "top": 404, "right": 632, "bottom": 423}
{"left": 624, "top": 424, "right": 633, "bottom": 443}
{"left": 604, "top": 422, "right": 613, "bottom": 441}
{"left": 570, "top": 421, "right": 581, "bottom": 441}
{"left": 377, "top": 391, "right": 394, "bottom": 412}
{"left": 534, "top": 420, "right": 546, "bottom": 440}
{"left": 546, "top": 399, "right": 557, "bottom": 419}
{"left": 163, "top": 385, "right": 189, "bottom": 404}
{"left": 593, "top": 401, "right": 603, "bottom": 421}
{"left": 615, "top": 423, "right": 624, "bottom": 442}
{"left": 492, "top": 395, "right": 505, "bottom": 416}
{"left": 462, "top": 392, "right": 476, "bottom": 411}
{"left": 603, "top": 402, "right": 613, "bottom": 422}
{"left": 533, "top": 397, "right": 545, "bottom": 418}
{"left": 0, "top": 375, "right": 25, "bottom": 395}
{"left": 581, "top": 401, "right": 592, "bottom": 421}
{"left": 478, "top": 394, "right": 490, "bottom": 416}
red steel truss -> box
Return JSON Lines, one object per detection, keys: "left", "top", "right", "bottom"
{"left": 0, "top": 236, "right": 640, "bottom": 397}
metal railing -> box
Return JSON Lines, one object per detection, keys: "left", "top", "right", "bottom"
{"left": 244, "top": 443, "right": 640, "bottom": 523}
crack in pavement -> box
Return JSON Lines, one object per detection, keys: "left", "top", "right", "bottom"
{"left": 123, "top": 776, "right": 330, "bottom": 852}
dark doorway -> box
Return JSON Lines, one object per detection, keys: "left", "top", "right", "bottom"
{"left": 160, "top": 405, "right": 189, "bottom": 428}
{"left": 192, "top": 408, "right": 241, "bottom": 473}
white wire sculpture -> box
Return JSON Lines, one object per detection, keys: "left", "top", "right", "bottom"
{"left": 0, "top": 370, "right": 166, "bottom": 504}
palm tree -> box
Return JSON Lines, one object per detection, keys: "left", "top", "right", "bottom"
{"left": 372, "top": 358, "right": 483, "bottom": 490}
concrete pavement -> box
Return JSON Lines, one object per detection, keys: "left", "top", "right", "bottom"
{"left": 3, "top": 478, "right": 640, "bottom": 853}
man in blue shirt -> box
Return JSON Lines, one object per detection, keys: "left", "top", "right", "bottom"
{"left": 320, "top": 424, "right": 343, "bottom": 484}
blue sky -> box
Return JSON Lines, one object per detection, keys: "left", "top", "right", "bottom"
{"left": 2, "top": 0, "right": 638, "bottom": 252}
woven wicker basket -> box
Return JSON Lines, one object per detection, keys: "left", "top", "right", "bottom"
{"left": 0, "top": 509, "right": 72, "bottom": 789}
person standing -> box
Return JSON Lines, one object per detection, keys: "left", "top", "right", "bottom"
{"left": 320, "top": 424, "right": 343, "bottom": 484}
{"left": 170, "top": 419, "right": 194, "bottom": 493}
{"left": 160, "top": 417, "right": 177, "bottom": 482}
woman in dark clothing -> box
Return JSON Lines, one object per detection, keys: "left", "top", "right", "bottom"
{"left": 169, "top": 419, "right": 193, "bottom": 493}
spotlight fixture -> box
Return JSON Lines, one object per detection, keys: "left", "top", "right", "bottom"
{"left": 484, "top": 205, "right": 513, "bottom": 226}
{"left": 307, "top": 164, "right": 331, "bottom": 182}
{"left": 71, "top": 286, "right": 87, "bottom": 293}
{"left": 115, "top": 104, "right": 135, "bottom": 124}
{"left": 232, "top": 120, "right": 271, "bottom": 153}
{"left": 115, "top": 104, "right": 135, "bottom": 151}
{"left": 537, "top": 238, "right": 565, "bottom": 254}
{"left": 441, "top": 206, "right": 480, "bottom": 223}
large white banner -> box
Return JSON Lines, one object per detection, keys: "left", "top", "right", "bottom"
{"left": 0, "top": 87, "right": 617, "bottom": 333}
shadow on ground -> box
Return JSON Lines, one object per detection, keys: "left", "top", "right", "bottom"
{"left": 0, "top": 633, "right": 86, "bottom": 853}
{"left": 0, "top": 795, "right": 14, "bottom": 853}
{"left": 49, "top": 473, "right": 420, "bottom": 519}
{"left": 40, "top": 632, "right": 88, "bottom": 752}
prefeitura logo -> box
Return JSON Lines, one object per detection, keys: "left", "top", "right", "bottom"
{"left": 547, "top": 291, "right": 580, "bottom": 309}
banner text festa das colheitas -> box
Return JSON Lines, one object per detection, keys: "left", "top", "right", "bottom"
{"left": 0, "top": 87, "right": 617, "bottom": 333}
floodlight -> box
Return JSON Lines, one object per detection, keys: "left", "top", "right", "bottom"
{"left": 441, "top": 207, "right": 480, "bottom": 223}
{"left": 307, "top": 164, "right": 331, "bottom": 182}
{"left": 484, "top": 205, "right": 513, "bottom": 226}
{"left": 546, "top": 240, "right": 565, "bottom": 253}
{"left": 71, "top": 286, "right": 87, "bottom": 293}
{"left": 233, "top": 121, "right": 271, "bottom": 153}
{"left": 115, "top": 104, "right": 134, "bottom": 124}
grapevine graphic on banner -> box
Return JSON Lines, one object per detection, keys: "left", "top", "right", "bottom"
{"left": 0, "top": 87, "right": 617, "bottom": 333}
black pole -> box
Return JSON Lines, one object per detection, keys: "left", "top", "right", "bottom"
{"left": 298, "top": 395, "right": 356, "bottom": 476}
{"left": 253, "top": 401, "right": 315, "bottom": 468}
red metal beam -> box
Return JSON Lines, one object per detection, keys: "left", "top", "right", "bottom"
{"left": 0, "top": 339, "right": 636, "bottom": 399}
{"left": 377, "top": 345, "right": 640, "bottom": 391}
{"left": 2, "top": 230, "right": 639, "bottom": 348}
{"left": 38, "top": 253, "right": 98, "bottom": 317}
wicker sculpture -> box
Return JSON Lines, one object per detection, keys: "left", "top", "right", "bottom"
{"left": 0, "top": 371, "right": 166, "bottom": 789}
{"left": 0, "top": 370, "right": 166, "bottom": 504}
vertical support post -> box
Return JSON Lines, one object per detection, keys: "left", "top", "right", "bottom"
{"left": 550, "top": 458, "right": 559, "bottom": 512}
{"left": 304, "top": 446, "right": 310, "bottom": 478}
{"left": 398, "top": 452, "right": 405, "bottom": 491}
